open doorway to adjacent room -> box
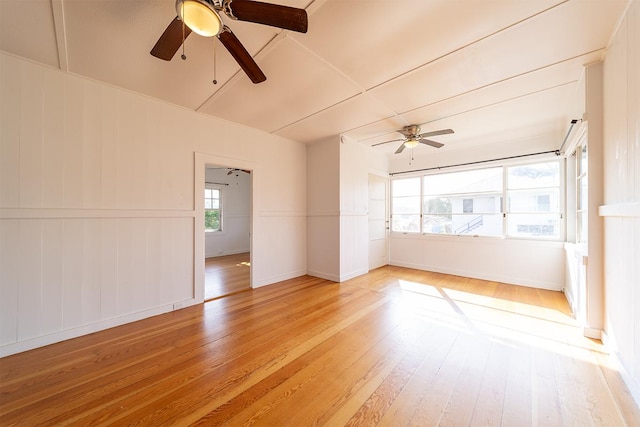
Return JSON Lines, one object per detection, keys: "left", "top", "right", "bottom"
{"left": 204, "top": 165, "right": 252, "bottom": 300}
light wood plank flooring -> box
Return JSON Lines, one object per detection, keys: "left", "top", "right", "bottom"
{"left": 1, "top": 266, "right": 639, "bottom": 426}
{"left": 205, "top": 252, "right": 250, "bottom": 300}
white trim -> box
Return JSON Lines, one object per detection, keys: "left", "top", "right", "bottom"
{"left": 599, "top": 202, "right": 640, "bottom": 218}
{"left": 389, "top": 260, "right": 563, "bottom": 291}
{"left": 0, "top": 208, "right": 195, "bottom": 219}
{"left": 602, "top": 331, "right": 640, "bottom": 410}
{"left": 194, "top": 152, "right": 256, "bottom": 301}
{"left": 0, "top": 300, "right": 196, "bottom": 357}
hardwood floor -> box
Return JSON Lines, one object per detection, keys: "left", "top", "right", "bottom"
{"left": 205, "top": 252, "right": 251, "bottom": 300}
{"left": 1, "top": 266, "right": 639, "bottom": 426}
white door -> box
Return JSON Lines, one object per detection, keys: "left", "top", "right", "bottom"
{"left": 368, "top": 174, "right": 389, "bottom": 270}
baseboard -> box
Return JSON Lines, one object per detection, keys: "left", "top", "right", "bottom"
{"left": 602, "top": 331, "right": 640, "bottom": 409}
{"left": 306, "top": 269, "right": 341, "bottom": 283}
{"left": 389, "top": 261, "right": 563, "bottom": 291}
{"left": 253, "top": 270, "right": 308, "bottom": 288}
{"left": 339, "top": 268, "right": 369, "bottom": 282}
{"left": 0, "top": 303, "right": 183, "bottom": 357}
{"left": 582, "top": 326, "right": 602, "bottom": 340}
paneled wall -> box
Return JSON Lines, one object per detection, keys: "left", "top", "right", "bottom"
{"left": 306, "top": 137, "right": 340, "bottom": 281}
{"left": 0, "top": 53, "right": 307, "bottom": 356}
{"left": 601, "top": 0, "right": 640, "bottom": 404}
{"left": 339, "top": 136, "right": 369, "bottom": 281}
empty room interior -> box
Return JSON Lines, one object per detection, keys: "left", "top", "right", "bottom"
{"left": 1, "top": 0, "right": 639, "bottom": 425}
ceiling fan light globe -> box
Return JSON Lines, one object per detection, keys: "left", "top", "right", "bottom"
{"left": 176, "top": 0, "right": 222, "bottom": 37}
{"left": 404, "top": 138, "right": 419, "bottom": 149}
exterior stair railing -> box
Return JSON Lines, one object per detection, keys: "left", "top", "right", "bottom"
{"left": 455, "top": 215, "right": 483, "bottom": 234}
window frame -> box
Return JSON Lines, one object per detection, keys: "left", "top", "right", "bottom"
{"left": 204, "top": 185, "right": 223, "bottom": 233}
{"left": 390, "top": 158, "right": 565, "bottom": 241}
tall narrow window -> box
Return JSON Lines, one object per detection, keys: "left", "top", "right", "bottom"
{"left": 576, "top": 142, "right": 588, "bottom": 242}
{"left": 391, "top": 177, "right": 421, "bottom": 233}
{"left": 506, "top": 161, "right": 561, "bottom": 238}
{"left": 204, "top": 188, "right": 222, "bottom": 232}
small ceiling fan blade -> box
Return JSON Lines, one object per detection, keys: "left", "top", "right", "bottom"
{"left": 418, "top": 129, "right": 454, "bottom": 138}
{"left": 218, "top": 28, "right": 266, "bottom": 84}
{"left": 150, "top": 17, "right": 192, "bottom": 60}
{"left": 419, "top": 138, "right": 444, "bottom": 148}
{"left": 225, "top": 0, "right": 308, "bottom": 33}
{"left": 395, "top": 143, "right": 407, "bottom": 154}
{"left": 371, "top": 138, "right": 405, "bottom": 147}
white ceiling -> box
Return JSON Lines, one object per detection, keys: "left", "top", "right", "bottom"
{"left": 0, "top": 0, "right": 628, "bottom": 160}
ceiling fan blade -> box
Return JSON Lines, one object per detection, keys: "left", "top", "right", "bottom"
{"left": 225, "top": 0, "right": 308, "bottom": 33}
{"left": 395, "top": 143, "right": 407, "bottom": 154}
{"left": 218, "top": 27, "right": 266, "bottom": 84}
{"left": 419, "top": 138, "right": 444, "bottom": 148}
{"left": 418, "top": 129, "right": 454, "bottom": 138}
{"left": 371, "top": 138, "right": 405, "bottom": 147}
{"left": 150, "top": 17, "right": 192, "bottom": 60}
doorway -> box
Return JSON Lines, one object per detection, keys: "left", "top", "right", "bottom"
{"left": 203, "top": 165, "right": 252, "bottom": 300}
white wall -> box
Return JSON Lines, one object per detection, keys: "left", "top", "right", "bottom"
{"left": 306, "top": 137, "right": 340, "bottom": 281}
{"left": 204, "top": 168, "right": 250, "bottom": 258}
{"left": 339, "top": 136, "right": 369, "bottom": 281}
{"left": 601, "top": 0, "right": 640, "bottom": 405}
{"left": 0, "top": 53, "right": 307, "bottom": 356}
{"left": 391, "top": 234, "right": 565, "bottom": 290}
{"left": 307, "top": 136, "right": 388, "bottom": 282}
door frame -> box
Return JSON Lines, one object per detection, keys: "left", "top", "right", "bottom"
{"left": 194, "top": 152, "right": 255, "bottom": 303}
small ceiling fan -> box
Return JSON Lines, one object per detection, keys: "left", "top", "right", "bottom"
{"left": 151, "top": 0, "right": 308, "bottom": 83}
{"left": 372, "top": 125, "right": 454, "bottom": 154}
{"left": 227, "top": 168, "right": 250, "bottom": 175}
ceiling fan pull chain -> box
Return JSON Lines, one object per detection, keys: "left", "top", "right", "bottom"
{"left": 181, "top": 2, "right": 187, "bottom": 60}
{"left": 212, "top": 39, "right": 217, "bottom": 84}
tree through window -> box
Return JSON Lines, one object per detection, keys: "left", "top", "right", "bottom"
{"left": 205, "top": 188, "right": 222, "bottom": 232}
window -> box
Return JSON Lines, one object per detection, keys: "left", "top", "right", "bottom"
{"left": 506, "top": 162, "right": 561, "bottom": 238}
{"left": 391, "top": 178, "right": 421, "bottom": 232}
{"left": 390, "top": 160, "right": 563, "bottom": 240}
{"left": 205, "top": 188, "right": 222, "bottom": 232}
{"left": 576, "top": 142, "right": 588, "bottom": 242}
{"left": 423, "top": 167, "right": 503, "bottom": 236}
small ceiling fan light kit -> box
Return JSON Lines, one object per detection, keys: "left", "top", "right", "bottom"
{"left": 404, "top": 138, "right": 419, "bottom": 149}
{"left": 176, "top": 0, "right": 223, "bottom": 37}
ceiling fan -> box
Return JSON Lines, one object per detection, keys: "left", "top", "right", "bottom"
{"left": 227, "top": 168, "right": 250, "bottom": 175}
{"left": 150, "top": 0, "right": 308, "bottom": 83}
{"left": 372, "top": 125, "right": 454, "bottom": 154}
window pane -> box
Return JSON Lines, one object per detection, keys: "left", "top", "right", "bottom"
{"left": 392, "top": 178, "right": 420, "bottom": 197}
{"left": 424, "top": 195, "right": 502, "bottom": 214}
{"left": 578, "top": 144, "right": 587, "bottom": 176}
{"left": 427, "top": 214, "right": 501, "bottom": 236}
{"left": 424, "top": 167, "right": 502, "bottom": 195}
{"left": 423, "top": 213, "right": 502, "bottom": 236}
{"left": 392, "top": 214, "right": 420, "bottom": 232}
{"left": 508, "top": 188, "right": 559, "bottom": 212}
{"left": 204, "top": 210, "right": 221, "bottom": 231}
{"left": 507, "top": 162, "right": 559, "bottom": 189}
{"left": 205, "top": 189, "right": 212, "bottom": 198}
{"left": 211, "top": 189, "right": 220, "bottom": 198}
{"left": 393, "top": 196, "right": 420, "bottom": 214}
{"left": 507, "top": 213, "right": 560, "bottom": 237}
{"left": 205, "top": 199, "right": 212, "bottom": 209}
{"left": 212, "top": 199, "right": 219, "bottom": 209}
